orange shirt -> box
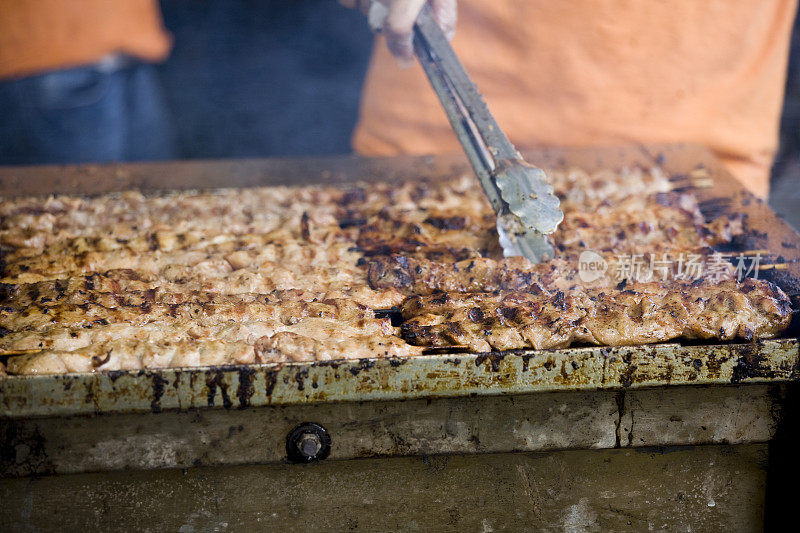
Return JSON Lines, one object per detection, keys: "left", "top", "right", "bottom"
{"left": 0, "top": 0, "right": 171, "bottom": 80}
{"left": 354, "top": 0, "right": 797, "bottom": 197}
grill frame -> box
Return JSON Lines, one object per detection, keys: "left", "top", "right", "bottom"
{"left": 1, "top": 143, "right": 799, "bottom": 420}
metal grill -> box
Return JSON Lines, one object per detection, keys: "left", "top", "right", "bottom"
{"left": 1, "top": 143, "right": 798, "bottom": 421}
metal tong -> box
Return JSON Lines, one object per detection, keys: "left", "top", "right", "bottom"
{"left": 412, "top": 6, "right": 563, "bottom": 262}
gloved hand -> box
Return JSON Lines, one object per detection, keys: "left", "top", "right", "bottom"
{"left": 340, "top": 0, "right": 457, "bottom": 63}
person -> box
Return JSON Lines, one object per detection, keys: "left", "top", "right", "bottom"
{"left": 344, "top": 0, "right": 798, "bottom": 198}
{"left": 0, "top": 0, "right": 175, "bottom": 165}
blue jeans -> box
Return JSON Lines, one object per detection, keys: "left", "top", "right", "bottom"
{"left": 0, "top": 58, "right": 177, "bottom": 165}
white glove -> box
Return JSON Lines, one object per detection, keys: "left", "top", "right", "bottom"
{"left": 340, "top": 0, "right": 457, "bottom": 63}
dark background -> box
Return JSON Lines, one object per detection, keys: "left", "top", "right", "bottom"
{"left": 156, "top": 0, "right": 800, "bottom": 225}
{"left": 771, "top": 6, "right": 800, "bottom": 229}
{"left": 157, "top": 0, "right": 373, "bottom": 159}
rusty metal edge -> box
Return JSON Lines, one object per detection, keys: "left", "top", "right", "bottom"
{"left": 1, "top": 339, "right": 797, "bottom": 419}
{"left": 0, "top": 153, "right": 471, "bottom": 199}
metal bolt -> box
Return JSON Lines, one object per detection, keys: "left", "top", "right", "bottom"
{"left": 297, "top": 433, "right": 322, "bottom": 457}
{"left": 285, "top": 422, "right": 331, "bottom": 463}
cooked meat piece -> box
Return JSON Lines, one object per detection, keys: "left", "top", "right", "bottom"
{"left": 554, "top": 193, "right": 741, "bottom": 255}
{"left": 550, "top": 165, "right": 672, "bottom": 211}
{"left": 2, "top": 270, "right": 404, "bottom": 310}
{"left": 4, "top": 288, "right": 269, "bottom": 309}
{"left": 0, "top": 315, "right": 396, "bottom": 354}
{"left": 368, "top": 252, "right": 737, "bottom": 294}
{"left": 0, "top": 298, "right": 376, "bottom": 332}
{"left": 253, "top": 316, "right": 419, "bottom": 362}
{"left": 354, "top": 210, "right": 498, "bottom": 260}
{"left": 1, "top": 239, "right": 362, "bottom": 283}
{"left": 400, "top": 290, "right": 592, "bottom": 351}
{"left": 352, "top": 190, "right": 741, "bottom": 263}
{"left": 3, "top": 259, "right": 368, "bottom": 299}
{"left": 341, "top": 168, "right": 673, "bottom": 223}
{"left": 369, "top": 255, "right": 553, "bottom": 294}
{"left": 3, "top": 224, "right": 353, "bottom": 265}
{"left": 3, "top": 314, "right": 404, "bottom": 374}
{"left": 4, "top": 340, "right": 257, "bottom": 374}
{"left": 1, "top": 302, "right": 281, "bottom": 331}
{"left": 254, "top": 332, "right": 421, "bottom": 363}
{"left": 0, "top": 320, "right": 280, "bottom": 352}
{"left": 0, "top": 187, "right": 346, "bottom": 248}
{"left": 400, "top": 279, "right": 792, "bottom": 350}
{"left": 340, "top": 175, "right": 493, "bottom": 221}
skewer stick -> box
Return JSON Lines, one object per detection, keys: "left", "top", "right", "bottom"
{"left": 0, "top": 349, "right": 43, "bottom": 356}
{"left": 689, "top": 168, "right": 710, "bottom": 179}
{"left": 691, "top": 178, "right": 714, "bottom": 188}
{"left": 758, "top": 263, "right": 789, "bottom": 270}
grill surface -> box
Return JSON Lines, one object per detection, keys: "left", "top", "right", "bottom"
{"left": 1, "top": 143, "right": 799, "bottom": 419}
